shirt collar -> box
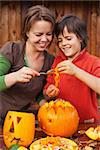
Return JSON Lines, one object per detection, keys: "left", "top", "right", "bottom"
{"left": 57, "top": 48, "right": 87, "bottom": 62}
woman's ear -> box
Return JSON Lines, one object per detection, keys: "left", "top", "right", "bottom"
{"left": 80, "top": 39, "right": 82, "bottom": 43}
{"left": 26, "top": 32, "right": 29, "bottom": 38}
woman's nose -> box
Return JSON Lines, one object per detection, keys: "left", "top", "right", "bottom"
{"left": 41, "top": 35, "right": 48, "bottom": 42}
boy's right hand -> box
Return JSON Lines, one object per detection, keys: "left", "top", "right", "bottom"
{"left": 45, "top": 84, "right": 59, "bottom": 98}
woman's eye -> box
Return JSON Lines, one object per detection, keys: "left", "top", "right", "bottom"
{"left": 35, "top": 33, "right": 52, "bottom": 37}
{"left": 35, "top": 34, "right": 42, "bottom": 36}
{"left": 47, "top": 32, "right": 53, "bottom": 36}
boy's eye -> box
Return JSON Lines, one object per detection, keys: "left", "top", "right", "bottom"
{"left": 58, "top": 39, "right": 62, "bottom": 43}
{"left": 63, "top": 36, "right": 72, "bottom": 40}
{"left": 67, "top": 37, "right": 72, "bottom": 40}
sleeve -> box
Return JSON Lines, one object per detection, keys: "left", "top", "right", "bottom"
{"left": 92, "top": 58, "right": 100, "bottom": 77}
{"left": 0, "top": 41, "right": 14, "bottom": 63}
{"left": 0, "top": 76, "right": 7, "bottom": 91}
{"left": 0, "top": 54, "right": 11, "bottom": 91}
{"left": 0, "top": 41, "right": 22, "bottom": 65}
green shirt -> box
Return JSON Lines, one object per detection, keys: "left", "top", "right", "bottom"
{"left": 0, "top": 54, "right": 11, "bottom": 91}
{"left": 0, "top": 54, "right": 29, "bottom": 91}
{"left": 0, "top": 54, "right": 44, "bottom": 103}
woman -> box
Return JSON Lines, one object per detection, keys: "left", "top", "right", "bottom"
{"left": 0, "top": 5, "right": 55, "bottom": 125}
{"left": 44, "top": 15, "right": 100, "bottom": 123}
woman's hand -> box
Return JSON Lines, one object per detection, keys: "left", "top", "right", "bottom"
{"left": 5, "top": 66, "right": 40, "bottom": 88}
{"left": 45, "top": 84, "right": 59, "bottom": 98}
{"left": 13, "top": 66, "right": 40, "bottom": 83}
{"left": 57, "top": 60, "right": 77, "bottom": 76}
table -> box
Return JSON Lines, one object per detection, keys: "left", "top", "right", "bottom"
{"left": 0, "top": 123, "right": 100, "bottom": 150}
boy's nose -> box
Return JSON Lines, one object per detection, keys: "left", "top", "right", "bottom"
{"left": 62, "top": 39, "right": 67, "bottom": 46}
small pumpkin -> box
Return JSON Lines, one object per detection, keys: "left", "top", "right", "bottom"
{"left": 85, "top": 126, "right": 100, "bottom": 141}
{"left": 3, "top": 111, "right": 35, "bottom": 148}
{"left": 38, "top": 99, "right": 79, "bottom": 137}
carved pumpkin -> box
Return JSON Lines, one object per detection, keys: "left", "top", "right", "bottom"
{"left": 30, "top": 136, "right": 79, "bottom": 150}
{"left": 85, "top": 126, "right": 100, "bottom": 141}
{"left": 38, "top": 99, "right": 79, "bottom": 137}
{"left": 3, "top": 111, "right": 35, "bottom": 148}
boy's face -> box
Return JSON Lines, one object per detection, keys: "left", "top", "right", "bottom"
{"left": 57, "top": 26, "right": 82, "bottom": 60}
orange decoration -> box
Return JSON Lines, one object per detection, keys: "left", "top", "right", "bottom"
{"left": 38, "top": 99, "right": 79, "bottom": 137}
{"left": 3, "top": 111, "right": 35, "bottom": 148}
{"left": 54, "top": 68, "right": 60, "bottom": 88}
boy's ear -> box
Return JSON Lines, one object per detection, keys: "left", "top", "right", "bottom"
{"left": 77, "top": 35, "right": 82, "bottom": 42}
{"left": 79, "top": 37, "right": 82, "bottom": 42}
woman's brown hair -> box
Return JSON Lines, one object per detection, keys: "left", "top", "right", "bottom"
{"left": 22, "top": 5, "right": 55, "bottom": 41}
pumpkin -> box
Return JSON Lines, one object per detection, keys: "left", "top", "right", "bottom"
{"left": 85, "top": 126, "right": 100, "bottom": 141}
{"left": 30, "top": 136, "right": 79, "bottom": 150}
{"left": 17, "top": 146, "right": 28, "bottom": 150}
{"left": 38, "top": 99, "right": 79, "bottom": 137}
{"left": 3, "top": 111, "right": 35, "bottom": 148}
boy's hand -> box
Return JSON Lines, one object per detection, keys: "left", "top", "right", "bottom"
{"left": 57, "top": 60, "right": 77, "bottom": 76}
{"left": 46, "top": 84, "right": 59, "bottom": 98}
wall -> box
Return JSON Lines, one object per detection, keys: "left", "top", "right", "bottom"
{"left": 0, "top": 1, "right": 100, "bottom": 57}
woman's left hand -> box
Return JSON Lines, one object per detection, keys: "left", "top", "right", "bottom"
{"left": 57, "top": 60, "right": 77, "bottom": 76}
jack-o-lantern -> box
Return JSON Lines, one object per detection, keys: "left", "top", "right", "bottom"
{"left": 3, "top": 111, "right": 35, "bottom": 148}
{"left": 38, "top": 99, "right": 79, "bottom": 137}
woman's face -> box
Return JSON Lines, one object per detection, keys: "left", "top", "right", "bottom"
{"left": 27, "top": 20, "right": 53, "bottom": 51}
{"left": 57, "top": 26, "right": 82, "bottom": 60}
